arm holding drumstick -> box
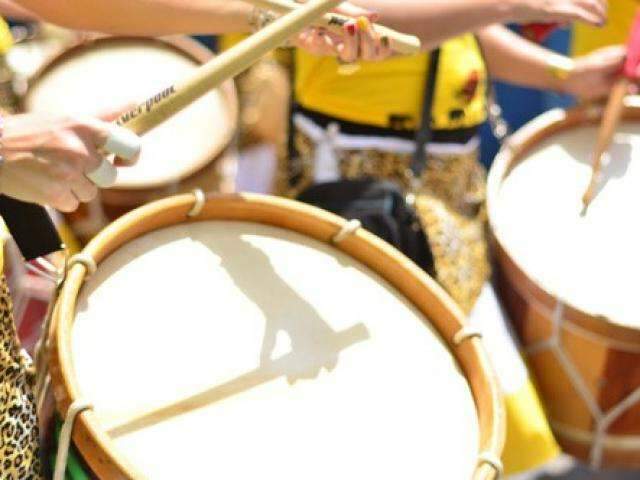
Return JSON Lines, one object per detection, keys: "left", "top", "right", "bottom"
{"left": 582, "top": 10, "right": 640, "bottom": 212}
{"left": 244, "top": 0, "right": 421, "bottom": 54}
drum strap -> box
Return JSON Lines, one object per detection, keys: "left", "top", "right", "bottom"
{"left": 409, "top": 48, "right": 440, "bottom": 178}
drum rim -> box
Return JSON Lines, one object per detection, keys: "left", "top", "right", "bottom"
{"left": 487, "top": 97, "right": 640, "bottom": 344}
{"left": 21, "top": 34, "right": 239, "bottom": 191}
{"left": 50, "top": 192, "right": 505, "bottom": 480}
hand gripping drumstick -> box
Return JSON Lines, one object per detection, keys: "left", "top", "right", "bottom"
{"left": 582, "top": 11, "right": 640, "bottom": 213}
{"left": 243, "top": 0, "right": 421, "bottom": 55}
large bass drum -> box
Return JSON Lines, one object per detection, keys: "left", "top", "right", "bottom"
{"left": 49, "top": 193, "right": 504, "bottom": 479}
{"left": 22, "top": 36, "right": 238, "bottom": 243}
{"left": 488, "top": 97, "right": 640, "bottom": 467}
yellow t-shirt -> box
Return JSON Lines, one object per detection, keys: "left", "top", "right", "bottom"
{"left": 573, "top": 1, "right": 639, "bottom": 55}
{"left": 295, "top": 33, "right": 487, "bottom": 131}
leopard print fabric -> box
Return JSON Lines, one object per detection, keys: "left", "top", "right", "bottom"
{"left": 277, "top": 127, "right": 490, "bottom": 314}
{"left": 0, "top": 275, "right": 42, "bottom": 479}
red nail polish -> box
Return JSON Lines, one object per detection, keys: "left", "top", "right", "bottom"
{"left": 346, "top": 23, "right": 356, "bottom": 36}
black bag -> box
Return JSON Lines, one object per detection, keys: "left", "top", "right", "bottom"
{"left": 297, "top": 179, "right": 435, "bottom": 275}
{"left": 294, "top": 50, "right": 441, "bottom": 276}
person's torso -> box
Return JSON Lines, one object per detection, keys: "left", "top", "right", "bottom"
{"left": 295, "top": 33, "right": 487, "bottom": 132}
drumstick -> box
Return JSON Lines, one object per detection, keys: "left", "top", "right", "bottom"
{"left": 243, "top": 0, "right": 421, "bottom": 55}
{"left": 113, "top": 0, "right": 341, "bottom": 138}
{"left": 580, "top": 79, "right": 628, "bottom": 213}
{"left": 581, "top": 10, "right": 640, "bottom": 213}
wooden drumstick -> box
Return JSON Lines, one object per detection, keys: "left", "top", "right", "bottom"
{"left": 243, "top": 0, "right": 421, "bottom": 55}
{"left": 582, "top": 10, "right": 640, "bottom": 213}
{"left": 581, "top": 79, "right": 628, "bottom": 213}
{"left": 113, "top": 0, "right": 341, "bottom": 137}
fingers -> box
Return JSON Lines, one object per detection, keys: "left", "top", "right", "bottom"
{"left": 70, "top": 176, "right": 98, "bottom": 203}
{"left": 334, "top": 1, "right": 378, "bottom": 22}
{"left": 357, "top": 17, "right": 378, "bottom": 61}
{"left": 338, "top": 20, "right": 358, "bottom": 63}
{"left": 74, "top": 116, "right": 141, "bottom": 166}
{"left": 558, "top": 0, "right": 607, "bottom": 26}
{"left": 54, "top": 190, "right": 80, "bottom": 213}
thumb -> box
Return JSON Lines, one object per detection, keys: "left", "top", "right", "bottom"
{"left": 82, "top": 116, "right": 142, "bottom": 167}
{"left": 334, "top": 2, "right": 378, "bottom": 21}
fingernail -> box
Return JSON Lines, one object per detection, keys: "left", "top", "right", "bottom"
{"left": 346, "top": 23, "right": 356, "bottom": 36}
{"left": 356, "top": 16, "right": 369, "bottom": 30}
{"left": 381, "top": 36, "right": 390, "bottom": 49}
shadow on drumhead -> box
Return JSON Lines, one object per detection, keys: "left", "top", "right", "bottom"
{"left": 211, "top": 234, "right": 370, "bottom": 385}
{"left": 101, "top": 230, "right": 370, "bottom": 439}
{"left": 558, "top": 136, "right": 632, "bottom": 202}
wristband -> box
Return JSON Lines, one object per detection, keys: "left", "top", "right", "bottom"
{"left": 546, "top": 55, "right": 575, "bottom": 81}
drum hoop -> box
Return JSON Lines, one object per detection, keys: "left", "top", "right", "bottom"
{"left": 487, "top": 98, "right": 640, "bottom": 345}
{"left": 21, "top": 34, "right": 239, "bottom": 191}
{"left": 50, "top": 192, "right": 505, "bottom": 480}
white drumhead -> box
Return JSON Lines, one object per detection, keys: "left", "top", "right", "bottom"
{"left": 72, "top": 221, "right": 479, "bottom": 479}
{"left": 494, "top": 121, "right": 640, "bottom": 327}
{"left": 25, "top": 39, "right": 232, "bottom": 189}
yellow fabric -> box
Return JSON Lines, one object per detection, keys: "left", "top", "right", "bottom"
{"left": 220, "top": 33, "right": 246, "bottom": 51}
{"left": 58, "top": 221, "right": 81, "bottom": 254}
{"left": 0, "top": 18, "right": 12, "bottom": 55}
{"left": 573, "top": 1, "right": 639, "bottom": 55}
{"left": 503, "top": 380, "right": 561, "bottom": 475}
{"left": 295, "top": 34, "right": 487, "bottom": 130}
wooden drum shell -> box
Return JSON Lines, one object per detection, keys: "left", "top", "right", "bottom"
{"left": 487, "top": 98, "right": 640, "bottom": 467}
{"left": 49, "top": 193, "right": 504, "bottom": 480}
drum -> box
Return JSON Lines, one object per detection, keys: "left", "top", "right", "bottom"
{"left": 49, "top": 193, "right": 504, "bottom": 479}
{"left": 487, "top": 97, "right": 640, "bottom": 467}
{"left": 22, "top": 36, "right": 238, "bottom": 243}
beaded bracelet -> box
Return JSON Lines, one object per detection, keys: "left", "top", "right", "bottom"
{"left": 249, "top": 7, "right": 278, "bottom": 33}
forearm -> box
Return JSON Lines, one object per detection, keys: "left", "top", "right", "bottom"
{"left": 478, "top": 24, "right": 567, "bottom": 91}
{"left": 0, "top": 0, "right": 39, "bottom": 21}
{"left": 12, "top": 0, "right": 253, "bottom": 35}
{"left": 348, "top": 0, "right": 520, "bottom": 50}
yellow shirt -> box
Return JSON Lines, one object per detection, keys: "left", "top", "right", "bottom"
{"left": 573, "top": 1, "right": 639, "bottom": 55}
{"left": 295, "top": 34, "right": 487, "bottom": 131}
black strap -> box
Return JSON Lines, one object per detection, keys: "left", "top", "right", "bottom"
{"left": 0, "top": 196, "right": 63, "bottom": 260}
{"left": 411, "top": 48, "right": 441, "bottom": 177}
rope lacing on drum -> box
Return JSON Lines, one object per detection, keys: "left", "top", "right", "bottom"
{"left": 331, "top": 219, "right": 361, "bottom": 244}
{"left": 53, "top": 399, "right": 94, "bottom": 480}
{"left": 477, "top": 451, "right": 504, "bottom": 479}
{"left": 68, "top": 253, "right": 97, "bottom": 277}
{"left": 188, "top": 189, "right": 206, "bottom": 218}
{"left": 34, "top": 252, "right": 96, "bottom": 417}
{"left": 452, "top": 327, "right": 483, "bottom": 346}
{"left": 524, "top": 299, "right": 640, "bottom": 468}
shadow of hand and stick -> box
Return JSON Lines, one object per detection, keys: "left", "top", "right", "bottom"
{"left": 107, "top": 232, "right": 369, "bottom": 438}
